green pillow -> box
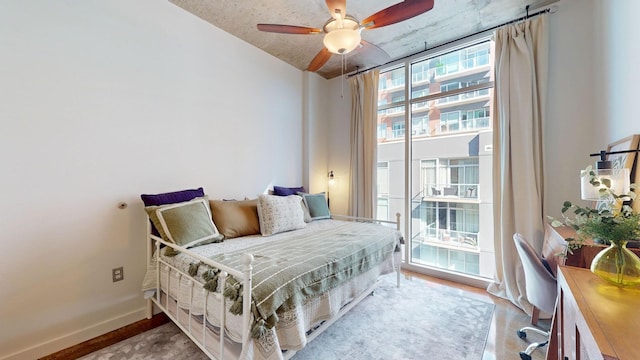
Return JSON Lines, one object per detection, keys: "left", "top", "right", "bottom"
{"left": 300, "top": 193, "right": 331, "bottom": 220}
{"left": 145, "top": 197, "right": 223, "bottom": 255}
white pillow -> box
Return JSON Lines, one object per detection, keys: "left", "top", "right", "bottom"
{"left": 257, "top": 194, "right": 306, "bottom": 236}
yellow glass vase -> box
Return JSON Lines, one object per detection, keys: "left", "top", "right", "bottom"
{"left": 590, "top": 241, "right": 640, "bottom": 287}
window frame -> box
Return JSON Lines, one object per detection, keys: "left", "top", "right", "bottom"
{"left": 375, "top": 34, "right": 494, "bottom": 287}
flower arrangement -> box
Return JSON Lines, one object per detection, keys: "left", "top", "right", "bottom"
{"left": 550, "top": 165, "right": 640, "bottom": 286}
{"left": 549, "top": 165, "right": 640, "bottom": 252}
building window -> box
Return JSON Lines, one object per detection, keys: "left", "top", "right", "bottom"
{"left": 421, "top": 158, "right": 479, "bottom": 199}
{"left": 377, "top": 198, "right": 389, "bottom": 220}
{"left": 436, "top": 52, "right": 460, "bottom": 76}
{"left": 392, "top": 122, "right": 405, "bottom": 139}
{"left": 377, "top": 124, "right": 387, "bottom": 139}
{"left": 463, "top": 107, "right": 490, "bottom": 130}
{"left": 412, "top": 62, "right": 430, "bottom": 83}
{"left": 439, "top": 82, "right": 461, "bottom": 103}
{"left": 392, "top": 95, "right": 405, "bottom": 104}
{"left": 377, "top": 162, "right": 389, "bottom": 196}
{"left": 376, "top": 39, "right": 494, "bottom": 280}
{"left": 440, "top": 111, "right": 461, "bottom": 133}
{"left": 412, "top": 115, "right": 429, "bottom": 136}
{"left": 418, "top": 201, "right": 479, "bottom": 248}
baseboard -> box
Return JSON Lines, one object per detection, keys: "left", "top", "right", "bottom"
{"left": 38, "top": 312, "right": 169, "bottom": 360}
{"left": 0, "top": 308, "right": 165, "bottom": 360}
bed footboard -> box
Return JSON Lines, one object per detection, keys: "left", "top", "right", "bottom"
{"left": 146, "top": 232, "right": 254, "bottom": 360}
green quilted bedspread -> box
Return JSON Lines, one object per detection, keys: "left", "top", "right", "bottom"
{"left": 195, "top": 221, "right": 401, "bottom": 337}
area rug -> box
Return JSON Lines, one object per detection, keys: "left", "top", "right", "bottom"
{"left": 80, "top": 274, "right": 494, "bottom": 360}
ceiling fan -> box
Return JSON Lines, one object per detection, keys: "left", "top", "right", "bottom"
{"left": 257, "top": 0, "right": 435, "bottom": 72}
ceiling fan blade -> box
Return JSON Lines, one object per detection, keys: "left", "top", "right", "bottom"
{"left": 257, "top": 24, "right": 322, "bottom": 34}
{"left": 362, "top": 0, "right": 434, "bottom": 29}
{"left": 326, "top": 0, "right": 347, "bottom": 20}
{"left": 307, "top": 48, "right": 332, "bottom": 72}
{"left": 357, "top": 40, "right": 392, "bottom": 64}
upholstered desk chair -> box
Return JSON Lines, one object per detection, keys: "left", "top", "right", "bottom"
{"left": 513, "top": 233, "right": 558, "bottom": 360}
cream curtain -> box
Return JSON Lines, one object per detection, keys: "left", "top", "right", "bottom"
{"left": 348, "top": 70, "right": 380, "bottom": 218}
{"left": 487, "top": 14, "right": 549, "bottom": 314}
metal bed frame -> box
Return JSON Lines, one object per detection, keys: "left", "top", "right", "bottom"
{"left": 145, "top": 213, "right": 401, "bottom": 360}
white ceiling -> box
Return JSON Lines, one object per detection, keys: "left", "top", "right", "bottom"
{"left": 169, "top": 0, "right": 558, "bottom": 79}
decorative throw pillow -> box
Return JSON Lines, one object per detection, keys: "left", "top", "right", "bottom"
{"left": 141, "top": 187, "right": 205, "bottom": 236}
{"left": 209, "top": 199, "right": 260, "bottom": 239}
{"left": 301, "top": 198, "right": 312, "bottom": 223}
{"left": 141, "top": 187, "right": 205, "bottom": 206}
{"left": 145, "top": 197, "right": 223, "bottom": 255}
{"left": 257, "top": 194, "right": 306, "bottom": 236}
{"left": 273, "top": 185, "right": 306, "bottom": 196}
{"left": 299, "top": 192, "right": 331, "bottom": 221}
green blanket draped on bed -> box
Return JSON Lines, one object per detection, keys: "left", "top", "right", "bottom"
{"left": 190, "top": 221, "right": 401, "bottom": 338}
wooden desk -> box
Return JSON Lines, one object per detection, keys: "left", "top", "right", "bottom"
{"left": 544, "top": 225, "right": 640, "bottom": 269}
{"left": 547, "top": 266, "right": 640, "bottom": 360}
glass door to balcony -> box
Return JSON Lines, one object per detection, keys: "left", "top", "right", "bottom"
{"left": 376, "top": 39, "right": 495, "bottom": 282}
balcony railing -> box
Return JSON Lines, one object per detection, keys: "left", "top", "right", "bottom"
{"left": 423, "top": 183, "right": 479, "bottom": 199}
{"left": 379, "top": 78, "right": 405, "bottom": 91}
{"left": 392, "top": 128, "right": 405, "bottom": 138}
{"left": 437, "top": 88, "right": 489, "bottom": 105}
{"left": 435, "top": 53, "right": 490, "bottom": 78}
{"left": 439, "top": 117, "right": 490, "bottom": 135}
{"left": 414, "top": 227, "right": 479, "bottom": 249}
{"left": 379, "top": 107, "right": 405, "bottom": 116}
{"left": 378, "top": 117, "right": 489, "bottom": 141}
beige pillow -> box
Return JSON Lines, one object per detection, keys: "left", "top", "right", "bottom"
{"left": 209, "top": 199, "right": 260, "bottom": 239}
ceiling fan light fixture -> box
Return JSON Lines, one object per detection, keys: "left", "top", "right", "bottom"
{"left": 323, "top": 28, "right": 361, "bottom": 54}
{"left": 322, "top": 16, "right": 361, "bottom": 55}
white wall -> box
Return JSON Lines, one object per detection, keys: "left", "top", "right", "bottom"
{"left": 543, "top": 0, "right": 598, "bottom": 219}
{"left": 303, "top": 72, "right": 332, "bottom": 194}
{"left": 545, "top": 0, "right": 640, "bottom": 218}
{"left": 0, "top": 1, "right": 307, "bottom": 358}
{"left": 326, "top": 77, "right": 352, "bottom": 215}
{"left": 593, "top": 0, "right": 640, "bottom": 142}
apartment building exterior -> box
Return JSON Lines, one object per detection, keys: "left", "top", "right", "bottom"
{"left": 376, "top": 41, "right": 495, "bottom": 279}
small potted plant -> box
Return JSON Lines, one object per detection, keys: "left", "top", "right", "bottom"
{"left": 550, "top": 166, "right": 640, "bottom": 286}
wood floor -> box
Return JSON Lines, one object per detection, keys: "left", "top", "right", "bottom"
{"left": 43, "top": 270, "right": 549, "bottom": 360}
{"left": 403, "top": 270, "right": 549, "bottom": 360}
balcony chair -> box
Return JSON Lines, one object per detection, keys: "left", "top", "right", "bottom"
{"left": 465, "top": 187, "right": 476, "bottom": 198}
{"left": 513, "top": 233, "right": 557, "bottom": 360}
{"left": 461, "top": 236, "right": 477, "bottom": 247}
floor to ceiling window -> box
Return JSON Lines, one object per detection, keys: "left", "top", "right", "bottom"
{"left": 376, "top": 39, "right": 495, "bottom": 281}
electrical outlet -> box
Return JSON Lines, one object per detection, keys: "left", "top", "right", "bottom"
{"left": 112, "top": 267, "right": 124, "bottom": 282}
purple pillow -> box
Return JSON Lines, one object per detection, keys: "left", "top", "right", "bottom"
{"left": 273, "top": 186, "right": 306, "bottom": 196}
{"left": 141, "top": 187, "right": 205, "bottom": 236}
{"left": 141, "top": 187, "right": 205, "bottom": 206}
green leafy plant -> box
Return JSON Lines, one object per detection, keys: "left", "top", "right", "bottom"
{"left": 549, "top": 166, "right": 640, "bottom": 253}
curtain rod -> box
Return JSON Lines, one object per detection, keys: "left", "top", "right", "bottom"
{"left": 347, "top": 4, "right": 557, "bottom": 78}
